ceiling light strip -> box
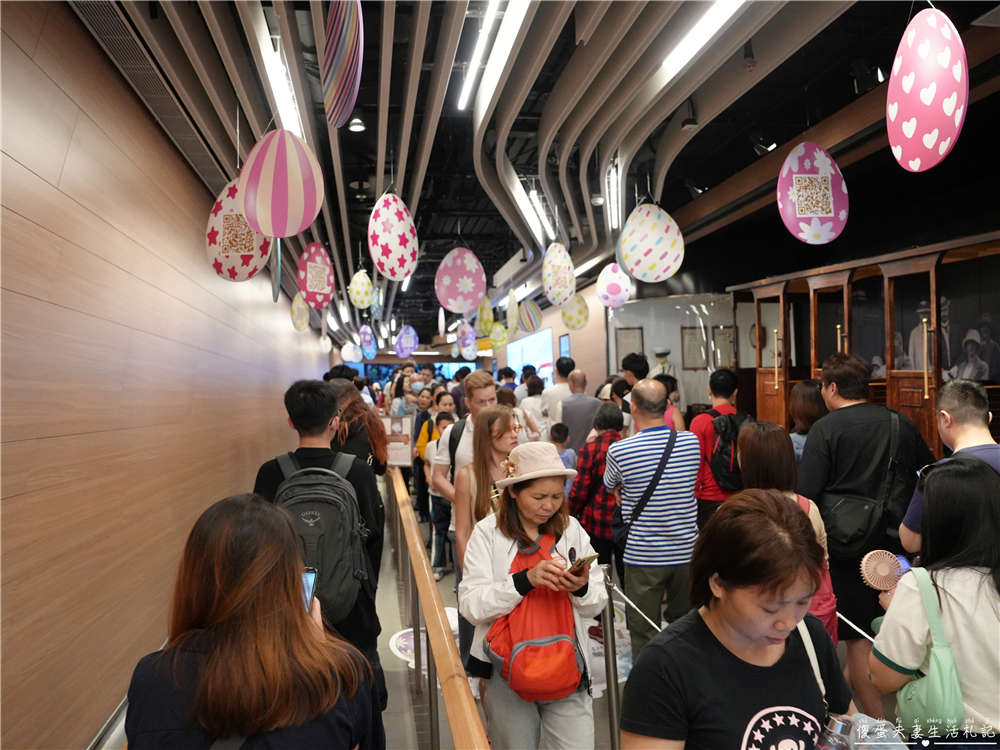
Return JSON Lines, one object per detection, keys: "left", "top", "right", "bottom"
{"left": 457, "top": 0, "right": 502, "bottom": 110}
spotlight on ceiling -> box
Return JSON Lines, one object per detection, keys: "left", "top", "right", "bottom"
{"left": 850, "top": 58, "right": 884, "bottom": 95}
{"left": 680, "top": 98, "right": 698, "bottom": 132}
{"left": 749, "top": 131, "right": 776, "bottom": 157}
{"left": 684, "top": 177, "right": 707, "bottom": 199}
{"left": 590, "top": 194, "right": 605, "bottom": 207}
{"left": 348, "top": 117, "right": 365, "bottom": 132}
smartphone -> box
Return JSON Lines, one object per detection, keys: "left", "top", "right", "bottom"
{"left": 302, "top": 567, "right": 318, "bottom": 611}
{"left": 896, "top": 555, "right": 912, "bottom": 574}
{"left": 567, "top": 552, "right": 600, "bottom": 574}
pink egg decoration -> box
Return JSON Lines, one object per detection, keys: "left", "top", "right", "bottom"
{"left": 456, "top": 321, "right": 477, "bottom": 349}
{"left": 434, "top": 247, "right": 487, "bottom": 314}
{"left": 206, "top": 178, "right": 272, "bottom": 282}
{"left": 322, "top": 0, "right": 363, "bottom": 128}
{"left": 776, "top": 142, "right": 849, "bottom": 245}
{"left": 886, "top": 9, "right": 968, "bottom": 173}
{"left": 297, "top": 242, "right": 335, "bottom": 309}
{"left": 597, "top": 263, "right": 632, "bottom": 308}
{"left": 237, "top": 129, "right": 325, "bottom": 238}
{"left": 618, "top": 203, "right": 685, "bottom": 282}
{"left": 395, "top": 325, "right": 419, "bottom": 358}
{"left": 367, "top": 193, "right": 418, "bottom": 280}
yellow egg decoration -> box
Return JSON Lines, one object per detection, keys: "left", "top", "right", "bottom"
{"left": 560, "top": 293, "right": 589, "bottom": 331}
{"left": 348, "top": 269, "right": 374, "bottom": 309}
{"left": 291, "top": 292, "right": 310, "bottom": 332}
{"left": 490, "top": 322, "right": 507, "bottom": 349}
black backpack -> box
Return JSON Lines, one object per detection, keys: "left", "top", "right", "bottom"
{"left": 448, "top": 417, "right": 468, "bottom": 481}
{"left": 274, "top": 452, "right": 371, "bottom": 625}
{"left": 707, "top": 409, "right": 752, "bottom": 492}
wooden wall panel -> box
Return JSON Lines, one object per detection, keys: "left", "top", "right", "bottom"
{"left": 1, "top": 5, "right": 324, "bottom": 748}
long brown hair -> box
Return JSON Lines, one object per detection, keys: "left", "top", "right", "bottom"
{"left": 164, "top": 494, "right": 363, "bottom": 736}
{"left": 334, "top": 387, "right": 388, "bottom": 466}
{"left": 497, "top": 478, "right": 570, "bottom": 546}
{"left": 470, "top": 405, "right": 513, "bottom": 523}
{"left": 736, "top": 421, "right": 798, "bottom": 493}
{"left": 788, "top": 379, "right": 828, "bottom": 435}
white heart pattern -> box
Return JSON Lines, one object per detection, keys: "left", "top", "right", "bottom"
{"left": 941, "top": 24, "right": 952, "bottom": 40}
{"left": 893, "top": 55, "right": 902, "bottom": 76}
{"left": 927, "top": 13, "right": 937, "bottom": 27}
{"left": 954, "top": 105, "right": 963, "bottom": 127}
{"left": 919, "top": 81, "right": 936, "bottom": 105}
{"left": 922, "top": 128, "right": 939, "bottom": 149}
{"left": 938, "top": 137, "right": 951, "bottom": 155}
{"left": 943, "top": 91, "right": 957, "bottom": 116}
{"left": 953, "top": 59, "right": 962, "bottom": 82}
{"left": 937, "top": 46, "right": 950, "bottom": 69}
{"left": 888, "top": 102, "right": 898, "bottom": 122}
{"left": 909, "top": 157, "right": 921, "bottom": 170}
{"left": 902, "top": 71, "right": 915, "bottom": 94}
{"left": 892, "top": 145, "right": 903, "bottom": 162}
{"left": 918, "top": 38, "right": 930, "bottom": 60}
{"left": 902, "top": 118, "right": 917, "bottom": 139}
{"left": 907, "top": 28, "right": 915, "bottom": 47}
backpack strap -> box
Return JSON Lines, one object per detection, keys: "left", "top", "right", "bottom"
{"left": 706, "top": 408, "right": 721, "bottom": 419}
{"left": 208, "top": 736, "right": 247, "bottom": 750}
{"left": 796, "top": 619, "right": 827, "bottom": 706}
{"left": 449, "top": 418, "right": 467, "bottom": 480}
{"left": 875, "top": 410, "right": 900, "bottom": 509}
{"left": 910, "top": 567, "right": 950, "bottom": 650}
{"left": 626, "top": 429, "right": 678, "bottom": 527}
{"left": 276, "top": 452, "right": 300, "bottom": 481}
{"left": 331, "top": 452, "right": 355, "bottom": 479}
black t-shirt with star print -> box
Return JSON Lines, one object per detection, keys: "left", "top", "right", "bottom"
{"left": 620, "top": 610, "right": 851, "bottom": 750}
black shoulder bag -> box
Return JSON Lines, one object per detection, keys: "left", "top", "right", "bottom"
{"left": 611, "top": 430, "right": 678, "bottom": 552}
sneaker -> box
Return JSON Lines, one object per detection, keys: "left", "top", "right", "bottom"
{"left": 588, "top": 623, "right": 604, "bottom": 642}
{"left": 468, "top": 676, "right": 480, "bottom": 700}
{"left": 433, "top": 567, "right": 444, "bottom": 582}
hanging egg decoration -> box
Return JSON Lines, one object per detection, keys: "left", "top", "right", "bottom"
{"left": 434, "top": 247, "right": 486, "bottom": 314}
{"left": 886, "top": 9, "right": 968, "bottom": 173}
{"left": 340, "top": 342, "right": 362, "bottom": 363}
{"left": 322, "top": 0, "right": 363, "bottom": 128}
{"left": 238, "top": 129, "right": 324, "bottom": 238}
{"left": 348, "top": 269, "right": 374, "bottom": 309}
{"left": 542, "top": 242, "right": 576, "bottom": 307}
{"left": 519, "top": 299, "right": 542, "bottom": 333}
{"left": 475, "top": 297, "right": 494, "bottom": 336}
{"left": 320, "top": 335, "right": 333, "bottom": 353}
{"left": 456, "top": 321, "right": 477, "bottom": 349}
{"left": 776, "top": 142, "right": 849, "bottom": 245}
{"left": 291, "top": 292, "right": 311, "bottom": 332}
{"left": 561, "top": 293, "right": 589, "bottom": 331}
{"left": 450, "top": 343, "right": 460, "bottom": 358}
{"left": 438, "top": 307, "right": 446, "bottom": 337}
{"left": 205, "top": 178, "right": 272, "bottom": 282}
{"left": 597, "top": 263, "right": 632, "bottom": 308}
{"left": 367, "top": 193, "right": 418, "bottom": 280}
{"left": 297, "top": 242, "right": 335, "bottom": 309}
{"left": 370, "top": 285, "right": 382, "bottom": 319}
{"left": 618, "top": 203, "right": 685, "bottom": 282}
{"left": 395, "top": 325, "right": 419, "bottom": 358}
{"left": 359, "top": 324, "right": 377, "bottom": 360}
{"left": 461, "top": 342, "right": 478, "bottom": 361}
{"left": 506, "top": 291, "right": 519, "bottom": 335}
{"left": 490, "top": 322, "right": 507, "bottom": 349}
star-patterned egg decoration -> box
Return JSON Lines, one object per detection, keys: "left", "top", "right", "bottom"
{"left": 597, "top": 263, "right": 632, "bottom": 308}
{"left": 461, "top": 342, "right": 478, "bottom": 361}
{"left": 349, "top": 269, "right": 374, "bottom": 309}
{"left": 297, "top": 242, "right": 335, "bottom": 309}
{"left": 456, "top": 321, "right": 477, "bottom": 349}
{"left": 205, "top": 178, "right": 272, "bottom": 282}
{"left": 542, "top": 242, "right": 576, "bottom": 308}
{"left": 887, "top": 8, "right": 968, "bottom": 173}
{"left": 291, "top": 292, "right": 311, "bottom": 332}
{"left": 519, "top": 299, "right": 542, "bottom": 333}
{"left": 359, "top": 324, "right": 377, "bottom": 360}
{"left": 490, "top": 322, "right": 507, "bottom": 349}
{"left": 341, "top": 342, "right": 362, "bottom": 363}
{"left": 507, "top": 291, "right": 519, "bottom": 335}
{"left": 438, "top": 307, "right": 446, "bottom": 337}
{"left": 776, "top": 142, "right": 849, "bottom": 245}
{"left": 475, "top": 297, "right": 494, "bottom": 336}
{"left": 395, "top": 325, "right": 419, "bottom": 358}
{"left": 322, "top": 0, "right": 363, "bottom": 128}
{"left": 367, "top": 193, "right": 418, "bottom": 280}
{"left": 619, "top": 203, "right": 685, "bottom": 283}
{"left": 561, "top": 293, "right": 589, "bottom": 331}
{"left": 238, "top": 129, "right": 324, "bottom": 238}
{"left": 435, "top": 247, "right": 486, "bottom": 314}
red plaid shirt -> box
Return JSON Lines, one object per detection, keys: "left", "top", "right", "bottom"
{"left": 568, "top": 430, "right": 621, "bottom": 541}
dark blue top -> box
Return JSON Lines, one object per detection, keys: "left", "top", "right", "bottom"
{"left": 901, "top": 443, "right": 1000, "bottom": 532}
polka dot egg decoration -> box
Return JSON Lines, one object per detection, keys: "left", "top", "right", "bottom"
{"left": 395, "top": 325, "right": 419, "bottom": 358}
{"left": 490, "top": 322, "right": 507, "bottom": 349}
{"left": 291, "top": 292, "right": 310, "bottom": 332}
{"left": 456, "top": 321, "right": 477, "bottom": 349}
{"left": 560, "top": 293, "right": 589, "bottom": 331}
{"left": 435, "top": 247, "right": 486, "bottom": 314}
{"left": 597, "top": 263, "right": 632, "bottom": 308}
{"left": 359, "top": 324, "right": 377, "bottom": 360}
{"left": 461, "top": 342, "right": 478, "bottom": 361}
{"left": 519, "top": 299, "right": 543, "bottom": 333}
{"left": 776, "top": 142, "right": 849, "bottom": 245}
{"left": 886, "top": 9, "right": 968, "bottom": 173}
{"left": 297, "top": 242, "right": 335, "bottom": 309}
{"left": 367, "top": 193, "right": 418, "bottom": 280}
{"left": 349, "top": 269, "right": 373, "bottom": 309}
{"left": 340, "top": 342, "right": 362, "bottom": 363}
{"left": 618, "top": 203, "right": 685, "bottom": 283}
{"left": 542, "top": 242, "right": 576, "bottom": 308}
{"left": 205, "top": 178, "right": 272, "bottom": 282}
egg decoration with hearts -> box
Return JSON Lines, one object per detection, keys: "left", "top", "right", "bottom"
{"left": 618, "top": 203, "right": 685, "bottom": 283}
{"left": 519, "top": 299, "right": 543, "bottom": 333}
{"left": 507, "top": 291, "right": 519, "bottom": 335}
{"left": 490, "top": 322, "right": 507, "bottom": 349}
{"left": 205, "top": 178, "right": 272, "bottom": 282}
{"left": 348, "top": 269, "right": 374, "bottom": 309}
{"left": 435, "top": 247, "right": 486, "bottom": 314}
{"left": 291, "top": 292, "right": 311, "bottom": 332}
{"left": 561, "top": 293, "right": 589, "bottom": 331}
{"left": 886, "top": 8, "right": 968, "bottom": 173}
{"left": 395, "top": 325, "right": 419, "bottom": 358}
{"left": 542, "top": 242, "right": 576, "bottom": 308}
{"left": 297, "top": 242, "right": 335, "bottom": 309}
{"left": 359, "top": 324, "right": 377, "bottom": 360}
{"left": 597, "top": 263, "right": 632, "bottom": 308}
{"left": 238, "top": 129, "right": 324, "bottom": 238}
{"left": 475, "top": 297, "right": 494, "bottom": 336}
{"left": 776, "top": 141, "right": 849, "bottom": 245}
{"left": 456, "top": 321, "right": 477, "bottom": 349}
{"left": 367, "top": 193, "right": 418, "bottom": 280}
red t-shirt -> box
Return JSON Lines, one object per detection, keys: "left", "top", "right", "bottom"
{"left": 690, "top": 403, "right": 737, "bottom": 501}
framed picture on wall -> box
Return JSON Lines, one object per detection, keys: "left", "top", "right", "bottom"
{"left": 711, "top": 326, "right": 736, "bottom": 368}
{"left": 681, "top": 326, "right": 709, "bottom": 370}
{"left": 559, "top": 334, "right": 570, "bottom": 358}
{"left": 615, "top": 327, "right": 644, "bottom": 365}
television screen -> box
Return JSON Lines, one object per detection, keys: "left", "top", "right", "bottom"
{"left": 506, "top": 328, "right": 554, "bottom": 387}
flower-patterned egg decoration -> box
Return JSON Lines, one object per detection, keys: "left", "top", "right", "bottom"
{"left": 367, "top": 193, "right": 418, "bottom": 280}
{"left": 519, "top": 299, "right": 543, "bottom": 333}
{"left": 395, "top": 325, "right": 419, "bottom": 358}
{"left": 475, "top": 297, "right": 494, "bottom": 336}
{"left": 618, "top": 203, "right": 685, "bottom": 283}
{"left": 560, "top": 293, "right": 589, "bottom": 331}
{"left": 297, "top": 242, "right": 335, "bottom": 309}
{"left": 348, "top": 269, "right": 373, "bottom": 309}
{"left": 886, "top": 9, "right": 969, "bottom": 173}
{"left": 456, "top": 321, "right": 477, "bottom": 349}
{"left": 490, "top": 322, "right": 507, "bottom": 349}
{"left": 597, "top": 263, "right": 632, "bottom": 308}
{"left": 542, "top": 242, "right": 576, "bottom": 308}
{"left": 435, "top": 247, "right": 486, "bottom": 314}
{"left": 461, "top": 342, "right": 479, "bottom": 361}
{"left": 507, "top": 291, "right": 519, "bottom": 335}
{"left": 359, "top": 324, "right": 377, "bottom": 360}
{"left": 340, "top": 342, "right": 362, "bottom": 363}
{"left": 776, "top": 141, "right": 849, "bottom": 245}
{"left": 291, "top": 292, "right": 311, "bottom": 332}
{"left": 205, "top": 178, "right": 272, "bottom": 282}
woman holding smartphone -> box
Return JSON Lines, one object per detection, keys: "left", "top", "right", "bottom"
{"left": 125, "top": 494, "right": 384, "bottom": 749}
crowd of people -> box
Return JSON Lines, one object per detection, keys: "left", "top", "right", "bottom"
{"left": 123, "top": 350, "right": 999, "bottom": 750}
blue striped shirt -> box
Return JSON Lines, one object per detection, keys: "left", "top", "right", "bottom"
{"left": 603, "top": 426, "right": 700, "bottom": 566}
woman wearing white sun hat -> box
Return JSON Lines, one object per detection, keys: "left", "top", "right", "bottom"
{"left": 459, "top": 442, "right": 607, "bottom": 750}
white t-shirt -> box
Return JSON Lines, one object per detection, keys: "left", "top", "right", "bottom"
{"left": 433, "top": 419, "right": 475, "bottom": 533}
{"left": 873, "top": 567, "right": 1000, "bottom": 728}
{"left": 425, "top": 438, "right": 441, "bottom": 498}
{"left": 540, "top": 382, "right": 571, "bottom": 431}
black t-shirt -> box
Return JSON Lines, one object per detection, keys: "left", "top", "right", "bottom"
{"left": 253, "top": 448, "right": 382, "bottom": 649}
{"left": 125, "top": 640, "right": 385, "bottom": 750}
{"left": 619, "top": 611, "right": 851, "bottom": 750}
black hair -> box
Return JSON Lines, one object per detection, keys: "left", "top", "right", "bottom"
{"left": 324, "top": 364, "right": 359, "bottom": 382}
{"left": 594, "top": 402, "right": 625, "bottom": 432}
{"left": 549, "top": 423, "right": 569, "bottom": 443}
{"left": 435, "top": 411, "right": 456, "bottom": 427}
{"left": 526, "top": 375, "right": 545, "bottom": 397}
{"left": 611, "top": 378, "right": 631, "bottom": 401}
{"left": 938, "top": 379, "right": 990, "bottom": 427}
{"left": 352, "top": 376, "right": 368, "bottom": 393}
{"left": 434, "top": 390, "right": 454, "bottom": 406}
{"left": 520, "top": 365, "right": 537, "bottom": 382}
{"left": 284, "top": 380, "right": 339, "bottom": 437}
{"left": 498, "top": 366, "right": 516, "bottom": 380}
{"left": 421, "top": 363, "right": 436, "bottom": 373}
{"left": 621, "top": 352, "right": 649, "bottom": 379}
{"left": 455, "top": 366, "right": 472, "bottom": 380}
{"left": 555, "top": 357, "right": 576, "bottom": 378}
{"left": 820, "top": 353, "right": 870, "bottom": 401}
{"left": 654, "top": 374, "right": 678, "bottom": 395}
{"left": 708, "top": 369, "right": 739, "bottom": 399}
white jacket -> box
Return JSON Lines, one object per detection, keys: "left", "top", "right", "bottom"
{"left": 458, "top": 514, "right": 607, "bottom": 681}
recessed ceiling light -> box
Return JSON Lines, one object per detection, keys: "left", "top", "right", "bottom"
{"left": 348, "top": 117, "right": 366, "bottom": 132}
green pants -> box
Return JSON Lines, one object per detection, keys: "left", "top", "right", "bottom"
{"left": 624, "top": 564, "right": 691, "bottom": 657}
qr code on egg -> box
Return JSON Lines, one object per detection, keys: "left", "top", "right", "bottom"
{"left": 221, "top": 214, "right": 255, "bottom": 256}
{"left": 794, "top": 175, "right": 833, "bottom": 217}
{"left": 307, "top": 262, "right": 330, "bottom": 292}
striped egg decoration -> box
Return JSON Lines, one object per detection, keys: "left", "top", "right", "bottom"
{"left": 618, "top": 203, "right": 685, "bottom": 284}
{"left": 519, "top": 299, "right": 542, "bottom": 333}
{"left": 237, "top": 129, "right": 325, "bottom": 238}
{"left": 323, "top": 0, "right": 364, "bottom": 128}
